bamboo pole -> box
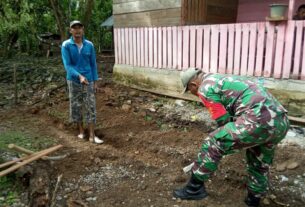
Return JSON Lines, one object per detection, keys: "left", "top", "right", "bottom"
{"left": 8, "top": 144, "right": 68, "bottom": 161}
{"left": 13, "top": 64, "right": 18, "bottom": 105}
{"left": 0, "top": 145, "right": 63, "bottom": 177}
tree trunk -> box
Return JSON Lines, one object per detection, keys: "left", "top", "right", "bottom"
{"left": 48, "top": 0, "right": 68, "bottom": 42}
{"left": 82, "top": 0, "right": 95, "bottom": 29}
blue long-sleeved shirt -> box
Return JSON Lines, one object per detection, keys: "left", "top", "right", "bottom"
{"left": 61, "top": 37, "right": 98, "bottom": 83}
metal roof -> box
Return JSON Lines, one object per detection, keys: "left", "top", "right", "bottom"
{"left": 100, "top": 15, "right": 113, "bottom": 27}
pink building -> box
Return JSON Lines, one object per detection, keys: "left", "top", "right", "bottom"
{"left": 113, "top": 0, "right": 305, "bottom": 109}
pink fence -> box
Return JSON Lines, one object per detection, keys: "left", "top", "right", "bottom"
{"left": 114, "top": 21, "right": 305, "bottom": 80}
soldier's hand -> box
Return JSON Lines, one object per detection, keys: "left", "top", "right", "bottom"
{"left": 79, "top": 75, "right": 89, "bottom": 85}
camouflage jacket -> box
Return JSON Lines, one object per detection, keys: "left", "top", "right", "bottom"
{"left": 197, "top": 74, "right": 287, "bottom": 125}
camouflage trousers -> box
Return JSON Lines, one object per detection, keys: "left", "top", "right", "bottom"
{"left": 192, "top": 112, "right": 289, "bottom": 196}
{"left": 67, "top": 80, "right": 96, "bottom": 124}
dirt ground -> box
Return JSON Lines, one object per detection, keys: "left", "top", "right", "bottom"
{"left": 0, "top": 58, "right": 305, "bottom": 207}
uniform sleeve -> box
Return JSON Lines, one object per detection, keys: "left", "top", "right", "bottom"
{"left": 90, "top": 45, "right": 98, "bottom": 81}
{"left": 61, "top": 44, "right": 80, "bottom": 79}
{"left": 197, "top": 84, "right": 230, "bottom": 126}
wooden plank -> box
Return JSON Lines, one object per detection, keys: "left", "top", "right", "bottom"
{"left": 254, "top": 22, "right": 265, "bottom": 77}
{"left": 172, "top": 26, "right": 178, "bottom": 69}
{"left": 210, "top": 24, "right": 219, "bottom": 73}
{"left": 140, "top": 27, "right": 145, "bottom": 67}
{"left": 182, "top": 26, "right": 190, "bottom": 69}
{"left": 293, "top": 21, "right": 303, "bottom": 79}
{"left": 282, "top": 21, "right": 295, "bottom": 79}
{"left": 196, "top": 26, "right": 203, "bottom": 69}
{"left": 273, "top": 23, "right": 286, "bottom": 78}
{"left": 264, "top": 22, "right": 275, "bottom": 78}
{"left": 144, "top": 27, "right": 149, "bottom": 67}
{"left": 153, "top": 27, "right": 158, "bottom": 68}
{"left": 234, "top": 23, "right": 242, "bottom": 75}
{"left": 227, "top": 24, "right": 235, "bottom": 74}
{"left": 113, "top": 0, "right": 181, "bottom": 15}
{"left": 136, "top": 28, "right": 141, "bottom": 66}
{"left": 181, "top": 0, "right": 187, "bottom": 26}
{"left": 167, "top": 27, "right": 173, "bottom": 68}
{"left": 162, "top": 27, "right": 167, "bottom": 68}
{"left": 116, "top": 29, "right": 121, "bottom": 64}
{"left": 114, "top": 29, "right": 118, "bottom": 64}
{"left": 158, "top": 27, "right": 162, "bottom": 68}
{"left": 132, "top": 28, "right": 137, "bottom": 66}
{"left": 248, "top": 23, "right": 258, "bottom": 76}
{"left": 189, "top": 26, "right": 196, "bottom": 68}
{"left": 219, "top": 24, "right": 228, "bottom": 74}
{"left": 240, "top": 23, "right": 250, "bottom": 76}
{"left": 203, "top": 25, "right": 211, "bottom": 73}
{"left": 177, "top": 26, "right": 183, "bottom": 70}
{"left": 114, "top": 8, "right": 181, "bottom": 27}
{"left": 301, "top": 23, "right": 305, "bottom": 80}
{"left": 121, "top": 28, "right": 126, "bottom": 64}
{"left": 128, "top": 28, "right": 133, "bottom": 65}
{"left": 148, "top": 27, "right": 153, "bottom": 67}
{"left": 125, "top": 28, "right": 130, "bottom": 65}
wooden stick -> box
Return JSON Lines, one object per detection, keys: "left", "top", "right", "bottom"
{"left": 288, "top": 116, "right": 305, "bottom": 124}
{"left": 13, "top": 64, "right": 18, "bottom": 105}
{"left": 50, "top": 174, "right": 63, "bottom": 207}
{"left": 0, "top": 153, "right": 37, "bottom": 169}
{"left": 8, "top": 144, "right": 33, "bottom": 155}
{"left": 0, "top": 145, "right": 63, "bottom": 177}
{"left": 8, "top": 144, "right": 68, "bottom": 161}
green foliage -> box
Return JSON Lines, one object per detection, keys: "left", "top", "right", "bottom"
{"left": 0, "top": 0, "right": 113, "bottom": 56}
{"left": 0, "top": 176, "right": 18, "bottom": 206}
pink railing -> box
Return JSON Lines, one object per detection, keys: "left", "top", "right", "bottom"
{"left": 114, "top": 21, "right": 305, "bottom": 80}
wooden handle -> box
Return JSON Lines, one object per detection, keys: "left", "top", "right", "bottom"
{"left": 8, "top": 144, "right": 34, "bottom": 155}
{"left": 0, "top": 145, "right": 63, "bottom": 177}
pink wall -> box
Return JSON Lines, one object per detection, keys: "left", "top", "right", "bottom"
{"left": 237, "top": 0, "right": 305, "bottom": 23}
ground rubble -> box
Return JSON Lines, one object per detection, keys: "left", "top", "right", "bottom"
{"left": 0, "top": 57, "right": 305, "bottom": 207}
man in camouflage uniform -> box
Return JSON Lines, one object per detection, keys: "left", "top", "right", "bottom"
{"left": 173, "top": 68, "right": 289, "bottom": 207}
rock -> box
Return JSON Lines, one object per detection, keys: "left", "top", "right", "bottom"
{"left": 263, "top": 198, "right": 271, "bottom": 205}
{"left": 148, "top": 108, "right": 156, "bottom": 112}
{"left": 129, "top": 91, "right": 139, "bottom": 96}
{"left": 94, "top": 157, "right": 101, "bottom": 165}
{"left": 175, "top": 100, "right": 185, "bottom": 107}
{"left": 126, "top": 100, "right": 132, "bottom": 105}
{"left": 276, "top": 162, "right": 287, "bottom": 172}
{"left": 122, "top": 104, "right": 132, "bottom": 112}
{"left": 286, "top": 161, "right": 299, "bottom": 170}
{"left": 80, "top": 185, "right": 93, "bottom": 192}
{"left": 286, "top": 130, "right": 296, "bottom": 137}
{"left": 135, "top": 151, "right": 139, "bottom": 154}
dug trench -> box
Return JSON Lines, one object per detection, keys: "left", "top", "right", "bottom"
{"left": 1, "top": 82, "right": 305, "bottom": 207}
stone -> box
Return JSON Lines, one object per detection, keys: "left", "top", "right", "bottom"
{"left": 262, "top": 198, "right": 271, "bottom": 205}
{"left": 286, "top": 161, "right": 299, "bottom": 170}
{"left": 122, "top": 104, "right": 132, "bottom": 112}
{"left": 276, "top": 162, "right": 287, "bottom": 172}
{"left": 80, "top": 185, "right": 93, "bottom": 192}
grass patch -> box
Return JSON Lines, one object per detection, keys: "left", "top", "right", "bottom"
{"left": 0, "top": 175, "right": 19, "bottom": 206}
{"left": 0, "top": 130, "right": 55, "bottom": 154}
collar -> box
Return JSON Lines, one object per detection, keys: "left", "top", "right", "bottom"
{"left": 70, "top": 36, "right": 85, "bottom": 45}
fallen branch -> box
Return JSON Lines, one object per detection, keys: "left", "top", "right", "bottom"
{"left": 71, "top": 200, "right": 89, "bottom": 207}
{"left": 8, "top": 144, "right": 68, "bottom": 161}
{"left": 0, "top": 145, "right": 63, "bottom": 177}
{"left": 50, "top": 174, "right": 63, "bottom": 207}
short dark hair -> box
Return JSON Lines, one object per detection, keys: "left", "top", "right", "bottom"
{"left": 298, "top": 4, "right": 305, "bottom": 12}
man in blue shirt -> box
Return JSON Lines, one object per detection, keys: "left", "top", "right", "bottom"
{"left": 61, "top": 20, "right": 103, "bottom": 144}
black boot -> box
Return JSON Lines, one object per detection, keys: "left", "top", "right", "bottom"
{"left": 244, "top": 192, "right": 261, "bottom": 207}
{"left": 173, "top": 174, "right": 208, "bottom": 200}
